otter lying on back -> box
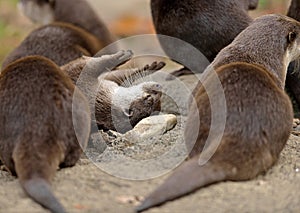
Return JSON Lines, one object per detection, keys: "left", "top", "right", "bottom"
{"left": 61, "top": 53, "right": 165, "bottom": 133}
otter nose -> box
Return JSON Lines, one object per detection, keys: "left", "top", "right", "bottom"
{"left": 143, "top": 93, "right": 152, "bottom": 99}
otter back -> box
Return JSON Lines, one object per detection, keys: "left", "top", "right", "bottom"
{"left": 2, "top": 22, "right": 102, "bottom": 69}
{"left": 0, "top": 56, "right": 90, "bottom": 212}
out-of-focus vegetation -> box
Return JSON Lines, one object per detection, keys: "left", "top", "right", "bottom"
{"left": 0, "top": 0, "right": 33, "bottom": 68}
{"left": 0, "top": 0, "right": 291, "bottom": 68}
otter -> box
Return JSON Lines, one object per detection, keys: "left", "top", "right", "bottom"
{"left": 137, "top": 14, "right": 300, "bottom": 212}
{"left": 96, "top": 72, "right": 163, "bottom": 134}
{"left": 18, "top": 0, "right": 115, "bottom": 46}
{"left": 61, "top": 53, "right": 165, "bottom": 133}
{"left": 0, "top": 55, "right": 91, "bottom": 213}
{"left": 1, "top": 22, "right": 103, "bottom": 69}
{"left": 150, "top": 0, "right": 258, "bottom": 75}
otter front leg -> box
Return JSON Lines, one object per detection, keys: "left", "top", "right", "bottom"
{"left": 61, "top": 50, "right": 133, "bottom": 83}
{"left": 87, "top": 50, "right": 133, "bottom": 79}
{"left": 75, "top": 50, "right": 134, "bottom": 102}
{"left": 102, "top": 61, "right": 166, "bottom": 85}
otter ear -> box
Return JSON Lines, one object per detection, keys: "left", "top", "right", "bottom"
{"left": 45, "top": 0, "right": 55, "bottom": 7}
{"left": 288, "top": 32, "right": 297, "bottom": 43}
{"left": 248, "top": 0, "right": 259, "bottom": 10}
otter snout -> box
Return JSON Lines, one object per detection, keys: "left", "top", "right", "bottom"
{"left": 142, "top": 83, "right": 162, "bottom": 103}
{"left": 18, "top": 0, "right": 55, "bottom": 25}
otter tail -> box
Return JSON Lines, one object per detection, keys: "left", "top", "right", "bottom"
{"left": 136, "top": 157, "right": 228, "bottom": 212}
{"left": 21, "top": 178, "right": 66, "bottom": 213}
{"left": 12, "top": 140, "right": 66, "bottom": 213}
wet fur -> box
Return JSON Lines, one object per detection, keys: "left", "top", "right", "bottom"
{"left": 0, "top": 56, "right": 90, "bottom": 212}
{"left": 137, "top": 15, "right": 300, "bottom": 212}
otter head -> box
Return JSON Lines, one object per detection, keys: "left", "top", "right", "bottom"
{"left": 246, "top": 0, "right": 259, "bottom": 10}
{"left": 18, "top": 0, "right": 55, "bottom": 24}
{"left": 111, "top": 82, "right": 162, "bottom": 133}
{"left": 256, "top": 15, "right": 300, "bottom": 84}
{"left": 221, "top": 14, "right": 300, "bottom": 86}
{"left": 285, "top": 26, "right": 300, "bottom": 64}
{"left": 239, "top": 0, "right": 259, "bottom": 11}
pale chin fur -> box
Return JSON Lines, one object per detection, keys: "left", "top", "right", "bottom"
{"left": 17, "top": 1, "right": 55, "bottom": 25}
{"left": 283, "top": 43, "right": 300, "bottom": 84}
{"left": 111, "top": 82, "right": 161, "bottom": 112}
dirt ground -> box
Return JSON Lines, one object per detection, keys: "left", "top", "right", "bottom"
{"left": 0, "top": 1, "right": 299, "bottom": 213}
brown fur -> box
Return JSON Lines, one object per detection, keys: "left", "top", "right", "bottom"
{"left": 2, "top": 21, "right": 163, "bottom": 135}
{"left": 18, "top": 0, "right": 115, "bottom": 46}
{"left": 137, "top": 14, "right": 300, "bottom": 212}
{"left": 94, "top": 63, "right": 164, "bottom": 133}
{"left": 151, "top": 0, "right": 256, "bottom": 63}
{"left": 0, "top": 56, "right": 90, "bottom": 212}
{"left": 61, "top": 51, "right": 165, "bottom": 134}
{"left": 95, "top": 81, "right": 162, "bottom": 134}
{"left": 152, "top": 0, "right": 300, "bottom": 118}
{"left": 2, "top": 22, "right": 102, "bottom": 68}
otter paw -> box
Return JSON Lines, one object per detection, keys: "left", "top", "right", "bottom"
{"left": 145, "top": 61, "right": 166, "bottom": 72}
{"left": 115, "top": 50, "right": 133, "bottom": 63}
{"left": 97, "top": 50, "right": 133, "bottom": 69}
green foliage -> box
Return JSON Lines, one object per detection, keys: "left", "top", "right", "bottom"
{"left": 259, "top": 0, "right": 268, "bottom": 8}
{"left": 9, "top": 0, "right": 19, "bottom": 6}
{"left": 0, "top": 20, "right": 5, "bottom": 38}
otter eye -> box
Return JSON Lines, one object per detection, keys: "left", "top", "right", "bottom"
{"left": 288, "top": 32, "right": 297, "bottom": 43}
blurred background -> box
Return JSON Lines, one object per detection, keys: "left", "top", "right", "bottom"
{"left": 0, "top": 0, "right": 292, "bottom": 67}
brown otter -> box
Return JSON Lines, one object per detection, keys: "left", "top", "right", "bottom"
{"left": 61, "top": 52, "right": 165, "bottom": 133}
{"left": 137, "top": 14, "right": 300, "bottom": 211}
{"left": 1, "top": 22, "right": 102, "bottom": 69}
{"left": 0, "top": 55, "right": 91, "bottom": 213}
{"left": 18, "top": 0, "right": 115, "bottom": 46}
{"left": 150, "top": 0, "right": 257, "bottom": 74}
